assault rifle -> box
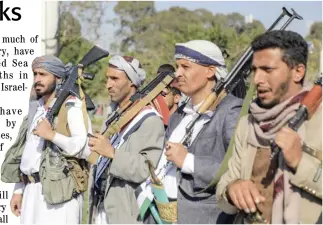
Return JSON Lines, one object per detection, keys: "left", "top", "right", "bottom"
{"left": 87, "top": 70, "right": 175, "bottom": 164}
{"left": 45, "top": 46, "right": 109, "bottom": 124}
{"left": 101, "top": 69, "right": 173, "bottom": 132}
{"left": 181, "top": 7, "right": 302, "bottom": 148}
{"left": 245, "top": 75, "right": 323, "bottom": 224}
{"left": 177, "top": 7, "right": 303, "bottom": 191}
{"left": 270, "top": 76, "right": 322, "bottom": 159}
{"left": 44, "top": 46, "right": 108, "bottom": 224}
{"left": 87, "top": 70, "right": 174, "bottom": 224}
{"left": 259, "top": 75, "right": 322, "bottom": 185}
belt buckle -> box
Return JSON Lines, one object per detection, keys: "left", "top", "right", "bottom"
{"left": 28, "top": 175, "right": 35, "bottom": 183}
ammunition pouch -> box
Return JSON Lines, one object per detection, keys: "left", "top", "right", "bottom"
{"left": 40, "top": 146, "right": 89, "bottom": 205}
{"left": 38, "top": 94, "right": 90, "bottom": 204}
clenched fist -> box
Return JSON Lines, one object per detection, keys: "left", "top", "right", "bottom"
{"left": 275, "top": 127, "right": 302, "bottom": 171}
{"left": 32, "top": 118, "right": 55, "bottom": 141}
{"left": 165, "top": 142, "right": 188, "bottom": 168}
{"left": 88, "top": 133, "right": 115, "bottom": 159}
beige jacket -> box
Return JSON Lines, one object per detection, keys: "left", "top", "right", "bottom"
{"left": 104, "top": 114, "right": 165, "bottom": 224}
{"left": 216, "top": 104, "right": 322, "bottom": 224}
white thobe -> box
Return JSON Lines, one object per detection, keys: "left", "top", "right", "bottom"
{"left": 95, "top": 205, "right": 109, "bottom": 225}
{"left": 13, "top": 97, "right": 92, "bottom": 224}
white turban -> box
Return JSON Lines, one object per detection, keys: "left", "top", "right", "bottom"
{"left": 175, "top": 40, "right": 228, "bottom": 81}
{"left": 109, "top": 55, "right": 146, "bottom": 87}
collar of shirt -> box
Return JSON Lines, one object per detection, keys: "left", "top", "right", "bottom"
{"left": 182, "top": 99, "right": 214, "bottom": 118}
{"left": 37, "top": 98, "right": 46, "bottom": 111}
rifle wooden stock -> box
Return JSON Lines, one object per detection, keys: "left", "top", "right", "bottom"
{"left": 301, "top": 83, "right": 322, "bottom": 118}
{"left": 196, "top": 89, "right": 228, "bottom": 114}
{"left": 270, "top": 77, "right": 322, "bottom": 159}
{"left": 117, "top": 100, "right": 134, "bottom": 117}
{"left": 197, "top": 92, "right": 218, "bottom": 113}
{"left": 181, "top": 7, "right": 303, "bottom": 193}
{"left": 87, "top": 74, "right": 174, "bottom": 164}
{"left": 189, "top": 7, "right": 301, "bottom": 127}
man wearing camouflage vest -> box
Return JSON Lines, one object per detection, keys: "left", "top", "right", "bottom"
{"left": 1, "top": 55, "right": 91, "bottom": 224}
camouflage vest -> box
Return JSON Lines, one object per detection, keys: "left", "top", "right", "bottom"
{"left": 1, "top": 96, "right": 89, "bottom": 205}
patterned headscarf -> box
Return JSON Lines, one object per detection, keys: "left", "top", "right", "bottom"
{"left": 175, "top": 40, "right": 228, "bottom": 81}
{"left": 32, "top": 55, "right": 71, "bottom": 78}
{"left": 108, "top": 55, "right": 146, "bottom": 88}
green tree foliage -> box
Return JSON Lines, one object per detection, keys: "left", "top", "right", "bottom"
{"left": 57, "top": 2, "right": 322, "bottom": 98}
{"left": 55, "top": 3, "right": 322, "bottom": 223}
{"left": 113, "top": 2, "right": 265, "bottom": 84}
{"left": 59, "top": 1, "right": 112, "bottom": 43}
{"left": 58, "top": 6, "right": 110, "bottom": 99}
{"left": 308, "top": 21, "right": 322, "bottom": 40}
{"left": 306, "top": 21, "right": 322, "bottom": 82}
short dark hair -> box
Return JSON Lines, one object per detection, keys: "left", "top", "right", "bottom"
{"left": 169, "top": 86, "right": 181, "bottom": 96}
{"left": 157, "top": 64, "right": 175, "bottom": 74}
{"left": 251, "top": 30, "right": 308, "bottom": 84}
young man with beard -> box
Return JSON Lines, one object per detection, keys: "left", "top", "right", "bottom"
{"left": 144, "top": 40, "right": 243, "bottom": 224}
{"left": 216, "top": 30, "right": 322, "bottom": 224}
{"left": 3, "top": 55, "right": 91, "bottom": 224}
{"left": 88, "top": 55, "right": 164, "bottom": 224}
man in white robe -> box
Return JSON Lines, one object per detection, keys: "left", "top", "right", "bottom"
{"left": 9, "top": 55, "right": 91, "bottom": 224}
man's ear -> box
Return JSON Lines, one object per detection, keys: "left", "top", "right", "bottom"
{"left": 130, "top": 82, "right": 137, "bottom": 89}
{"left": 174, "top": 94, "right": 181, "bottom": 104}
{"left": 206, "top": 65, "right": 217, "bottom": 79}
{"left": 56, "top": 77, "right": 62, "bottom": 83}
{"left": 292, "top": 63, "right": 306, "bottom": 83}
{"left": 129, "top": 82, "right": 138, "bottom": 93}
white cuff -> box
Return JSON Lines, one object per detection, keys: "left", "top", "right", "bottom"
{"left": 52, "top": 132, "right": 65, "bottom": 148}
{"left": 13, "top": 182, "right": 25, "bottom": 194}
{"left": 181, "top": 153, "right": 194, "bottom": 174}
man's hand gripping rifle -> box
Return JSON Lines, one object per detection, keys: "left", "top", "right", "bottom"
{"left": 179, "top": 7, "right": 303, "bottom": 190}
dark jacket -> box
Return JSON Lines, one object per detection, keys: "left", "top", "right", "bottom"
{"left": 168, "top": 94, "right": 242, "bottom": 224}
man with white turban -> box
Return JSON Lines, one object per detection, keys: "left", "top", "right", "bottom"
{"left": 88, "top": 55, "right": 165, "bottom": 224}
{"left": 144, "top": 40, "right": 243, "bottom": 224}
{"left": 4, "top": 55, "right": 92, "bottom": 224}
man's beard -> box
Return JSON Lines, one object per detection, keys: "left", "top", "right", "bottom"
{"left": 35, "top": 80, "right": 56, "bottom": 100}
{"left": 257, "top": 75, "right": 291, "bottom": 109}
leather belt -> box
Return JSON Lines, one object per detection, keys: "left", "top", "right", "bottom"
{"left": 21, "top": 172, "right": 40, "bottom": 184}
